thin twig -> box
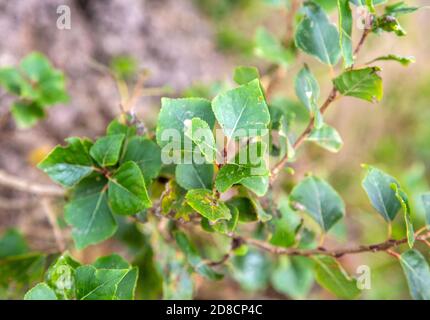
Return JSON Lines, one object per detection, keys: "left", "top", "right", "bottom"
{"left": 40, "top": 198, "right": 66, "bottom": 252}
{"left": 0, "top": 170, "right": 65, "bottom": 197}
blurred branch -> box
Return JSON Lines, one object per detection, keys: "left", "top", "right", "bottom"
{"left": 0, "top": 169, "right": 65, "bottom": 197}
{"left": 40, "top": 197, "right": 66, "bottom": 252}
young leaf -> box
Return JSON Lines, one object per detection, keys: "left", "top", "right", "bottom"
{"left": 185, "top": 189, "right": 231, "bottom": 222}
{"left": 366, "top": 54, "right": 415, "bottom": 66}
{"left": 10, "top": 101, "right": 45, "bottom": 129}
{"left": 392, "top": 184, "right": 414, "bottom": 248}
{"left": 45, "top": 254, "right": 80, "bottom": 300}
{"left": 421, "top": 193, "right": 430, "bottom": 227}
{"left": 333, "top": 67, "right": 383, "bottom": 102}
{"left": 38, "top": 137, "right": 94, "bottom": 187}
{"left": 295, "top": 1, "right": 341, "bottom": 65}
{"left": 65, "top": 175, "right": 117, "bottom": 249}
{"left": 295, "top": 65, "right": 323, "bottom": 128}
{"left": 89, "top": 134, "right": 125, "bottom": 167}
{"left": 337, "top": 0, "right": 354, "bottom": 68}
{"left": 313, "top": 255, "right": 360, "bottom": 299}
{"left": 174, "top": 231, "right": 223, "bottom": 280}
{"left": 233, "top": 66, "right": 260, "bottom": 85}
{"left": 385, "top": 2, "right": 419, "bottom": 16}
{"left": 175, "top": 163, "right": 214, "bottom": 190}
{"left": 212, "top": 79, "right": 270, "bottom": 139}
{"left": 254, "top": 27, "right": 294, "bottom": 66}
{"left": 184, "top": 117, "right": 217, "bottom": 163}
{"left": 290, "top": 176, "right": 345, "bottom": 232}
{"left": 108, "top": 161, "right": 152, "bottom": 215}
{"left": 361, "top": 165, "right": 401, "bottom": 221}
{"left": 156, "top": 98, "right": 215, "bottom": 148}
{"left": 373, "top": 15, "right": 406, "bottom": 36}
{"left": 121, "top": 137, "right": 162, "bottom": 183}
{"left": 400, "top": 250, "right": 430, "bottom": 300}
{"left": 0, "top": 68, "right": 26, "bottom": 95}
{"left": 306, "top": 123, "right": 343, "bottom": 152}
{"left": 24, "top": 283, "right": 58, "bottom": 300}
{"left": 201, "top": 204, "right": 239, "bottom": 234}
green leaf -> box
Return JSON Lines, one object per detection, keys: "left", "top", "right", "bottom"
{"left": 295, "top": 1, "right": 341, "bottom": 65}
{"left": 45, "top": 253, "right": 80, "bottom": 300}
{"left": 306, "top": 123, "right": 343, "bottom": 152}
{"left": 233, "top": 66, "right": 260, "bottom": 85}
{"left": 241, "top": 176, "right": 270, "bottom": 197}
{"left": 0, "top": 253, "right": 45, "bottom": 289}
{"left": 174, "top": 231, "right": 223, "bottom": 280}
{"left": 373, "top": 15, "right": 406, "bottom": 36}
{"left": 314, "top": 0, "right": 338, "bottom": 11}
{"left": 10, "top": 101, "right": 45, "bottom": 128}
{"left": 156, "top": 97, "right": 215, "bottom": 148}
{"left": 290, "top": 176, "right": 345, "bottom": 232}
{"left": 270, "top": 197, "right": 301, "bottom": 248}
{"left": 75, "top": 265, "right": 131, "bottom": 300}
{"left": 367, "top": 54, "right": 415, "bottom": 66}
{"left": 24, "top": 283, "right": 58, "bottom": 300}
{"left": 185, "top": 189, "right": 231, "bottom": 222}
{"left": 421, "top": 193, "right": 430, "bottom": 227}
{"left": 400, "top": 250, "right": 430, "bottom": 300}
{"left": 254, "top": 27, "right": 294, "bottom": 66}
{"left": 184, "top": 117, "right": 217, "bottom": 163}
{"left": 108, "top": 161, "right": 152, "bottom": 215}
{"left": 38, "top": 137, "right": 94, "bottom": 187}
{"left": 361, "top": 165, "right": 401, "bottom": 221}
{"left": 65, "top": 175, "right": 117, "bottom": 249}
{"left": 175, "top": 163, "right": 214, "bottom": 190}
{"left": 0, "top": 68, "right": 25, "bottom": 95}
{"left": 385, "top": 2, "right": 419, "bottom": 16}
{"left": 295, "top": 65, "right": 323, "bottom": 128}
{"left": 271, "top": 256, "right": 314, "bottom": 299}
{"left": 227, "top": 197, "right": 258, "bottom": 222}
{"left": 232, "top": 250, "right": 271, "bottom": 292}
{"left": 121, "top": 137, "right": 162, "bottom": 183}
{"left": 90, "top": 134, "right": 125, "bottom": 167}
{"left": 212, "top": 79, "right": 270, "bottom": 139}
{"left": 333, "top": 67, "right": 383, "bottom": 102}
{"left": 392, "top": 184, "right": 414, "bottom": 248}
{"left": 313, "top": 255, "right": 360, "bottom": 299}
{"left": 338, "top": 0, "right": 354, "bottom": 68}
{"left": 201, "top": 203, "right": 239, "bottom": 234}
{"left": 0, "top": 229, "right": 28, "bottom": 259}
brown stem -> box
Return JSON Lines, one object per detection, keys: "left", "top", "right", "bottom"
{"left": 0, "top": 170, "right": 65, "bottom": 197}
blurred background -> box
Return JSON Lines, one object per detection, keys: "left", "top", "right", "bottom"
{"left": 0, "top": 0, "right": 430, "bottom": 299}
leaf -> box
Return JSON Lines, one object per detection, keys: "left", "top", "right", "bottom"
{"left": 0, "top": 229, "right": 28, "bottom": 259}
{"left": 233, "top": 66, "right": 260, "bottom": 85}
{"left": 392, "top": 184, "right": 414, "bottom": 248}
{"left": 361, "top": 165, "right": 401, "bottom": 221}
{"left": 185, "top": 189, "right": 231, "bottom": 222}
{"left": 0, "top": 253, "right": 45, "bottom": 288}
{"left": 75, "top": 265, "right": 131, "bottom": 300}
{"left": 338, "top": 0, "right": 354, "bottom": 68}
{"left": 241, "top": 176, "right": 270, "bottom": 197}
{"left": 45, "top": 253, "right": 80, "bottom": 300}
{"left": 201, "top": 204, "right": 239, "bottom": 234}
{"left": 175, "top": 163, "right": 214, "bottom": 190}
{"left": 254, "top": 27, "right": 294, "bottom": 66}
{"left": 212, "top": 79, "right": 270, "bottom": 139}
{"left": 121, "top": 137, "right": 162, "bottom": 183}
{"left": 65, "top": 175, "right": 117, "bottom": 249}
{"left": 295, "top": 1, "right": 341, "bottom": 65}
{"left": 333, "top": 67, "right": 383, "bottom": 102}
{"left": 290, "top": 176, "right": 345, "bottom": 232}
{"left": 93, "top": 254, "right": 130, "bottom": 269}
{"left": 38, "top": 137, "right": 94, "bottom": 187}
{"left": 270, "top": 197, "right": 301, "bottom": 248}
{"left": 306, "top": 124, "right": 343, "bottom": 152}
{"left": 399, "top": 250, "right": 430, "bottom": 300}
{"left": 373, "top": 15, "right": 406, "bottom": 37}
{"left": 108, "top": 161, "right": 152, "bottom": 215}
{"left": 174, "top": 231, "right": 223, "bottom": 280}
{"left": 232, "top": 250, "right": 272, "bottom": 292}
{"left": 367, "top": 54, "right": 415, "bottom": 66}
{"left": 271, "top": 256, "right": 314, "bottom": 299}
{"left": 10, "top": 101, "right": 45, "bottom": 128}
{"left": 0, "top": 68, "right": 26, "bottom": 95}
{"left": 313, "top": 255, "right": 360, "bottom": 299}
{"left": 227, "top": 197, "right": 258, "bottom": 222}
{"left": 295, "top": 65, "right": 323, "bottom": 128}
{"left": 89, "top": 134, "right": 125, "bottom": 167}
{"left": 24, "top": 283, "right": 58, "bottom": 300}
{"left": 216, "top": 164, "right": 267, "bottom": 193}
{"left": 385, "top": 2, "right": 419, "bottom": 16}
{"left": 421, "top": 193, "right": 430, "bottom": 227}
{"left": 156, "top": 97, "right": 215, "bottom": 148}
{"left": 184, "top": 117, "right": 217, "bottom": 163}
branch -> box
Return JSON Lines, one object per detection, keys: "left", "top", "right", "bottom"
{"left": 0, "top": 170, "right": 65, "bottom": 197}
{"left": 270, "top": 28, "right": 372, "bottom": 183}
